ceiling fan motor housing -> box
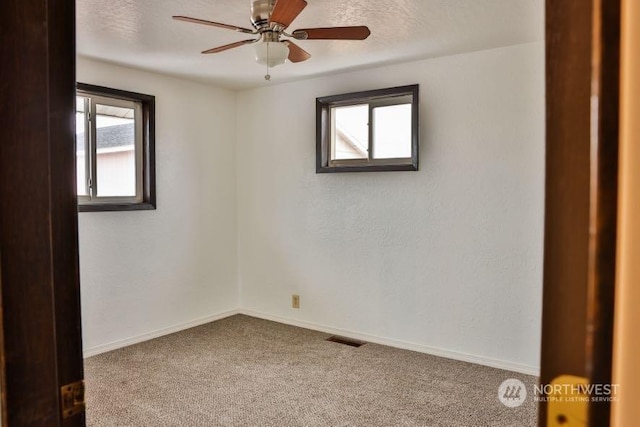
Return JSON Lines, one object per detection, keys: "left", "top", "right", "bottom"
{"left": 251, "top": 0, "right": 275, "bottom": 29}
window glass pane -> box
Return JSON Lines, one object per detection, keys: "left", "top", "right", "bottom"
{"left": 332, "top": 104, "right": 369, "bottom": 160}
{"left": 372, "top": 104, "right": 412, "bottom": 159}
{"left": 75, "top": 97, "right": 88, "bottom": 196}
{"left": 95, "top": 104, "right": 136, "bottom": 197}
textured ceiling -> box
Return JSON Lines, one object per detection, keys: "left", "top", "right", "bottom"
{"left": 76, "top": 0, "right": 544, "bottom": 90}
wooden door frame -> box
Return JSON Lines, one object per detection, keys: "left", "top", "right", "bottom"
{"left": 540, "top": 0, "right": 620, "bottom": 426}
{"left": 0, "top": 0, "right": 85, "bottom": 425}
{"left": 0, "top": 0, "right": 624, "bottom": 426}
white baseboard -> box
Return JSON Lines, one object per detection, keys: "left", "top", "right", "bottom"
{"left": 239, "top": 309, "right": 540, "bottom": 377}
{"left": 83, "top": 307, "right": 540, "bottom": 376}
{"left": 83, "top": 309, "right": 241, "bottom": 358}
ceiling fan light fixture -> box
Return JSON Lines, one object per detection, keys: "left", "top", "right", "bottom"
{"left": 254, "top": 42, "right": 289, "bottom": 67}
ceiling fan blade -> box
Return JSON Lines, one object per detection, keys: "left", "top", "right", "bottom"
{"left": 292, "top": 26, "right": 371, "bottom": 40}
{"left": 172, "top": 16, "right": 254, "bottom": 34}
{"left": 270, "top": 0, "right": 307, "bottom": 29}
{"left": 201, "top": 39, "right": 257, "bottom": 54}
{"left": 284, "top": 41, "right": 311, "bottom": 63}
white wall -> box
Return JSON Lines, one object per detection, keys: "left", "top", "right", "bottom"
{"left": 236, "top": 42, "right": 545, "bottom": 373}
{"left": 78, "top": 43, "right": 545, "bottom": 373}
{"left": 77, "top": 58, "right": 238, "bottom": 354}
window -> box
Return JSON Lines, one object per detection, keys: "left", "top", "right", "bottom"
{"left": 76, "top": 83, "right": 156, "bottom": 211}
{"left": 316, "top": 85, "right": 419, "bottom": 173}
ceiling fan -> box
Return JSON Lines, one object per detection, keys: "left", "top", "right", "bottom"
{"left": 173, "top": 0, "right": 371, "bottom": 75}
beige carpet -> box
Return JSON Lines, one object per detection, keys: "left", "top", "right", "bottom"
{"left": 84, "top": 315, "right": 537, "bottom": 426}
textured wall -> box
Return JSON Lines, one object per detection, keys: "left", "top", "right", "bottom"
{"left": 77, "top": 58, "right": 238, "bottom": 353}
{"left": 237, "top": 42, "right": 545, "bottom": 372}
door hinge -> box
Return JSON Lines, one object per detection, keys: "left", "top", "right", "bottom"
{"left": 547, "top": 375, "right": 588, "bottom": 427}
{"left": 61, "top": 380, "right": 85, "bottom": 419}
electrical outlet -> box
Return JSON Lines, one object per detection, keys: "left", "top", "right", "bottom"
{"left": 292, "top": 294, "right": 300, "bottom": 309}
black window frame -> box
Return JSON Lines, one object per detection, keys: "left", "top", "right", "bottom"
{"left": 316, "top": 84, "right": 419, "bottom": 173}
{"left": 76, "top": 83, "right": 156, "bottom": 212}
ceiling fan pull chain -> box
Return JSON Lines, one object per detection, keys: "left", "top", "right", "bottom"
{"left": 265, "top": 42, "right": 271, "bottom": 81}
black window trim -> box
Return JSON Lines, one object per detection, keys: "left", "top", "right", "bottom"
{"left": 316, "top": 84, "right": 419, "bottom": 173}
{"left": 76, "top": 83, "right": 156, "bottom": 212}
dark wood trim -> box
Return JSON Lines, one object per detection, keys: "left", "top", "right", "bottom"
{"left": 316, "top": 164, "right": 418, "bottom": 174}
{"left": 316, "top": 84, "right": 419, "bottom": 106}
{"left": 0, "top": 0, "right": 85, "bottom": 425}
{"left": 316, "top": 85, "right": 419, "bottom": 173}
{"left": 540, "top": 0, "right": 620, "bottom": 425}
{"left": 586, "top": 0, "right": 620, "bottom": 425}
{"left": 76, "top": 83, "right": 155, "bottom": 104}
{"left": 79, "top": 202, "right": 156, "bottom": 212}
{"left": 76, "top": 83, "right": 157, "bottom": 212}
{"left": 316, "top": 101, "right": 329, "bottom": 171}
{"left": 50, "top": 1, "right": 86, "bottom": 425}
{"left": 541, "top": 2, "right": 593, "bottom": 397}
{"left": 0, "top": 246, "right": 7, "bottom": 427}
